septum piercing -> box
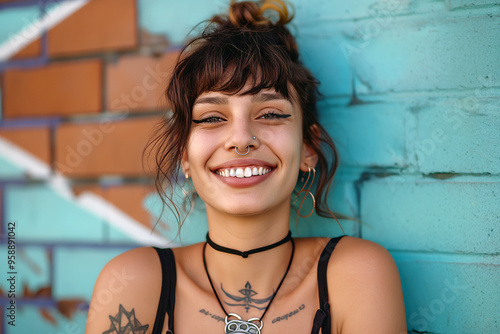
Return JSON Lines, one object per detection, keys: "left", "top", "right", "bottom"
{"left": 235, "top": 146, "right": 250, "bottom": 156}
{"left": 235, "top": 136, "right": 256, "bottom": 155}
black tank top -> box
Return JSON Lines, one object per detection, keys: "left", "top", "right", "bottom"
{"left": 152, "top": 236, "right": 345, "bottom": 334}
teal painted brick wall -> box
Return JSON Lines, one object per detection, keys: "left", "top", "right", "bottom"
{"left": 53, "top": 247, "right": 127, "bottom": 299}
{"left": 0, "top": 0, "right": 498, "bottom": 333}
{"left": 361, "top": 175, "right": 499, "bottom": 253}
{"left": 4, "top": 184, "right": 106, "bottom": 242}
{"left": 413, "top": 102, "right": 500, "bottom": 173}
{"left": 395, "top": 252, "right": 500, "bottom": 332}
{"left": 0, "top": 246, "right": 50, "bottom": 293}
{"left": 287, "top": 0, "right": 500, "bottom": 332}
{"left": 10, "top": 307, "right": 88, "bottom": 334}
{"left": 320, "top": 103, "right": 408, "bottom": 167}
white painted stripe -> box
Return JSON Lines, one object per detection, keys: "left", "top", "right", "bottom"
{"left": 77, "top": 191, "right": 170, "bottom": 247}
{"left": 0, "top": 0, "right": 90, "bottom": 61}
{"left": 47, "top": 171, "right": 75, "bottom": 199}
{"left": 0, "top": 136, "right": 51, "bottom": 178}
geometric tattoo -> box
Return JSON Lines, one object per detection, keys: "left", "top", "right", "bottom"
{"left": 103, "top": 304, "right": 149, "bottom": 334}
{"left": 222, "top": 281, "right": 273, "bottom": 313}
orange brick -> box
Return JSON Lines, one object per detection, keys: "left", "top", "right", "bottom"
{"left": 0, "top": 127, "right": 51, "bottom": 163}
{"left": 105, "top": 184, "right": 155, "bottom": 228}
{"left": 72, "top": 185, "right": 105, "bottom": 198}
{"left": 3, "top": 60, "right": 102, "bottom": 118}
{"left": 106, "top": 52, "right": 179, "bottom": 112}
{"left": 54, "top": 117, "right": 160, "bottom": 177}
{"left": 140, "top": 29, "right": 170, "bottom": 49}
{"left": 49, "top": 0, "right": 137, "bottom": 57}
{"left": 12, "top": 38, "right": 41, "bottom": 59}
{"left": 72, "top": 184, "right": 155, "bottom": 229}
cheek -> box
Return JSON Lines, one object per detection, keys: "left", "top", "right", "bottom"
{"left": 261, "top": 126, "right": 303, "bottom": 162}
{"left": 185, "top": 131, "right": 216, "bottom": 170}
{"left": 185, "top": 132, "right": 223, "bottom": 203}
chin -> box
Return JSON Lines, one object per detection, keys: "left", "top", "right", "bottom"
{"left": 210, "top": 200, "right": 272, "bottom": 217}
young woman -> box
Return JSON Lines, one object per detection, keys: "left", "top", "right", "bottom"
{"left": 85, "top": 1, "right": 406, "bottom": 333}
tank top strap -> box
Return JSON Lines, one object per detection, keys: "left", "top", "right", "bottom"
{"left": 311, "top": 236, "right": 345, "bottom": 334}
{"left": 152, "top": 247, "right": 177, "bottom": 334}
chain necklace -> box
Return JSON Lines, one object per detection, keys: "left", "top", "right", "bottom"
{"left": 202, "top": 238, "right": 295, "bottom": 334}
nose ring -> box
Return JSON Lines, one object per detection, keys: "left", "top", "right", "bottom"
{"left": 235, "top": 146, "right": 250, "bottom": 156}
{"left": 234, "top": 136, "right": 256, "bottom": 155}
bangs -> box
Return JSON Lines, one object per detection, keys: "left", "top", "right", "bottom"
{"left": 174, "top": 26, "right": 297, "bottom": 106}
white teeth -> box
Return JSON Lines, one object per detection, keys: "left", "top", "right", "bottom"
{"left": 216, "top": 166, "right": 272, "bottom": 178}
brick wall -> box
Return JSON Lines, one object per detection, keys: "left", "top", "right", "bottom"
{"left": 0, "top": 0, "right": 498, "bottom": 333}
{"left": 290, "top": 1, "right": 499, "bottom": 333}
{"left": 0, "top": 0, "right": 177, "bottom": 333}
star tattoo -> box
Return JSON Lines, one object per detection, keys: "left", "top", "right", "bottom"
{"left": 103, "top": 304, "right": 149, "bottom": 334}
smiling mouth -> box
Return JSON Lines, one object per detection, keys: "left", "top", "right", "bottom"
{"left": 215, "top": 166, "right": 273, "bottom": 178}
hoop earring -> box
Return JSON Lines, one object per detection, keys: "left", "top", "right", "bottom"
{"left": 182, "top": 174, "right": 197, "bottom": 214}
{"left": 295, "top": 165, "right": 316, "bottom": 218}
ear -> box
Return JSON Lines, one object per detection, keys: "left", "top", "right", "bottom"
{"left": 300, "top": 125, "right": 320, "bottom": 172}
{"left": 181, "top": 150, "right": 190, "bottom": 178}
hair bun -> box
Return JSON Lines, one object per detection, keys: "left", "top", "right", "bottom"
{"left": 228, "top": 0, "right": 293, "bottom": 27}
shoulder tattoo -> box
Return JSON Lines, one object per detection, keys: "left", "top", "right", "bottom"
{"left": 103, "top": 304, "right": 149, "bottom": 334}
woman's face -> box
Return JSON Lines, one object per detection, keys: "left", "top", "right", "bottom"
{"left": 182, "top": 86, "right": 317, "bottom": 217}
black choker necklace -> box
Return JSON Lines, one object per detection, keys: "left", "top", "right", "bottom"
{"left": 206, "top": 231, "right": 292, "bottom": 258}
{"left": 202, "top": 239, "right": 295, "bottom": 334}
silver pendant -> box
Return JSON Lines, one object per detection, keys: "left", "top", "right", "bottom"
{"left": 224, "top": 313, "right": 263, "bottom": 334}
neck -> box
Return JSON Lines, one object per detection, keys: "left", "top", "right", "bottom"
{"left": 203, "top": 239, "right": 294, "bottom": 319}
{"left": 205, "top": 199, "right": 291, "bottom": 251}
{"left": 203, "top": 203, "right": 293, "bottom": 311}
{"left": 207, "top": 231, "right": 291, "bottom": 258}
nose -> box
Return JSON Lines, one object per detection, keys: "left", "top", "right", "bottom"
{"left": 225, "top": 116, "right": 259, "bottom": 154}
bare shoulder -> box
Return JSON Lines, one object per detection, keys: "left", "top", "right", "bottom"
{"left": 92, "top": 247, "right": 163, "bottom": 293}
{"left": 85, "top": 247, "right": 164, "bottom": 333}
{"left": 329, "top": 236, "right": 398, "bottom": 273}
{"left": 327, "top": 237, "right": 407, "bottom": 334}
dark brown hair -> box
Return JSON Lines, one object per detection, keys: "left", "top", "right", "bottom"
{"left": 145, "top": 0, "right": 340, "bottom": 228}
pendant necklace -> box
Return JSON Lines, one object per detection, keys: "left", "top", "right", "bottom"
{"left": 202, "top": 236, "right": 295, "bottom": 334}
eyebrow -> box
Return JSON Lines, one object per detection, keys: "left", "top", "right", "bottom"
{"left": 193, "top": 92, "right": 287, "bottom": 106}
{"left": 194, "top": 96, "right": 229, "bottom": 105}
{"left": 252, "top": 92, "right": 287, "bottom": 103}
